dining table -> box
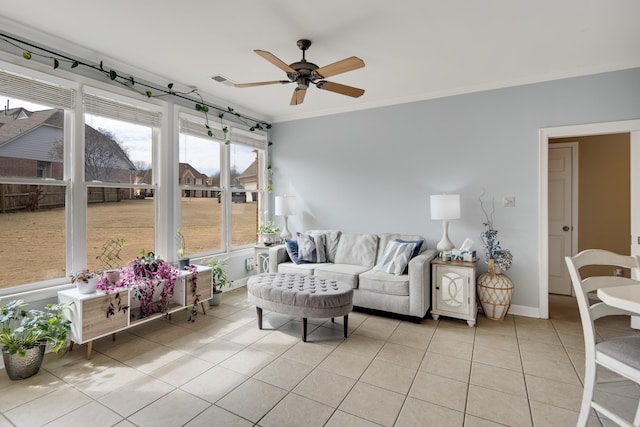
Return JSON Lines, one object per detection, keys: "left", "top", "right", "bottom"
{"left": 597, "top": 282, "right": 640, "bottom": 316}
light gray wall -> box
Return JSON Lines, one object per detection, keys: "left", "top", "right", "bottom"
{"left": 269, "top": 67, "right": 640, "bottom": 311}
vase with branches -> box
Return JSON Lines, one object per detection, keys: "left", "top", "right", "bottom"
{"left": 477, "top": 191, "right": 515, "bottom": 321}
{"left": 479, "top": 192, "right": 513, "bottom": 276}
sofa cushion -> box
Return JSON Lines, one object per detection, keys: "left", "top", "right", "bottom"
{"left": 314, "top": 263, "right": 371, "bottom": 289}
{"left": 359, "top": 269, "right": 410, "bottom": 296}
{"left": 297, "top": 232, "right": 327, "bottom": 263}
{"left": 334, "top": 233, "right": 379, "bottom": 267}
{"left": 373, "top": 240, "right": 417, "bottom": 275}
{"left": 277, "top": 262, "right": 318, "bottom": 275}
{"left": 307, "top": 230, "right": 342, "bottom": 263}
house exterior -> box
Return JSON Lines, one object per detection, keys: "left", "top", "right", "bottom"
{"left": 0, "top": 107, "right": 137, "bottom": 182}
{"left": 179, "top": 162, "right": 213, "bottom": 198}
{"left": 0, "top": 107, "right": 64, "bottom": 179}
{"left": 237, "top": 159, "right": 258, "bottom": 202}
{"left": 0, "top": 107, "right": 139, "bottom": 206}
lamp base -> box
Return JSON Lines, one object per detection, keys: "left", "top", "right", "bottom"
{"left": 436, "top": 220, "right": 455, "bottom": 252}
{"left": 280, "top": 216, "right": 292, "bottom": 240}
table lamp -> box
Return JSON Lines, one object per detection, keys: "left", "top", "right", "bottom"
{"left": 275, "top": 195, "right": 296, "bottom": 240}
{"left": 430, "top": 194, "right": 461, "bottom": 252}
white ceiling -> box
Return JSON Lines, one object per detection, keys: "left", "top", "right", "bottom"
{"left": 1, "top": 1, "right": 639, "bottom": 123}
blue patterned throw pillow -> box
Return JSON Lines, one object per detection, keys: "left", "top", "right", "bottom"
{"left": 285, "top": 239, "right": 307, "bottom": 265}
{"left": 374, "top": 241, "right": 417, "bottom": 275}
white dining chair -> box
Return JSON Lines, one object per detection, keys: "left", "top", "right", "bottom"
{"left": 565, "top": 249, "right": 640, "bottom": 426}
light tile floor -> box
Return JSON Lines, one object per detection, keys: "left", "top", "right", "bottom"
{"left": 1, "top": 290, "right": 639, "bottom": 426}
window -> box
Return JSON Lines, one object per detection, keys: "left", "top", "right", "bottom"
{"left": 178, "top": 115, "right": 267, "bottom": 254}
{"left": 36, "top": 161, "right": 52, "bottom": 178}
{"left": 230, "top": 142, "right": 261, "bottom": 248}
{"left": 84, "top": 92, "right": 159, "bottom": 270}
{"left": 179, "top": 116, "right": 223, "bottom": 255}
{"left": 0, "top": 69, "right": 74, "bottom": 291}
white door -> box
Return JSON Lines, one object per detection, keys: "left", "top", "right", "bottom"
{"left": 548, "top": 145, "right": 575, "bottom": 295}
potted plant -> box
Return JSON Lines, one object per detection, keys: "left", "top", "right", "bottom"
{"left": 258, "top": 221, "right": 281, "bottom": 245}
{"left": 0, "top": 299, "right": 72, "bottom": 380}
{"left": 119, "top": 250, "right": 179, "bottom": 319}
{"left": 71, "top": 268, "right": 101, "bottom": 294}
{"left": 206, "top": 258, "right": 230, "bottom": 306}
{"left": 176, "top": 228, "right": 190, "bottom": 270}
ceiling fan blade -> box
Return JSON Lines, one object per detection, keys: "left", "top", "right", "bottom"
{"left": 313, "top": 56, "right": 365, "bottom": 79}
{"left": 235, "top": 80, "right": 290, "bottom": 88}
{"left": 316, "top": 81, "right": 365, "bottom": 98}
{"left": 254, "top": 50, "right": 296, "bottom": 74}
{"left": 290, "top": 88, "right": 306, "bottom": 105}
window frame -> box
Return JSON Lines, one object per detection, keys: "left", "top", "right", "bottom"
{"left": 0, "top": 58, "right": 269, "bottom": 296}
{"left": 176, "top": 110, "right": 269, "bottom": 257}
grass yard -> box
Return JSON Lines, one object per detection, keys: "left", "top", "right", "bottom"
{"left": 0, "top": 198, "right": 259, "bottom": 289}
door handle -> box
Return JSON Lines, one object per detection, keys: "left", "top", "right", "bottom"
{"left": 562, "top": 226, "right": 570, "bottom": 231}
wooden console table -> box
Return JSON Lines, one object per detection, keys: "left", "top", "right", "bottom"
{"left": 58, "top": 265, "right": 212, "bottom": 359}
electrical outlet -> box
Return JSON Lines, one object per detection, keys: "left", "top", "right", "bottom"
{"left": 245, "top": 257, "right": 254, "bottom": 271}
{"left": 503, "top": 196, "right": 516, "bottom": 207}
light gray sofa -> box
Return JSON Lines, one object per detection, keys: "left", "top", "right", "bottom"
{"left": 268, "top": 230, "right": 438, "bottom": 319}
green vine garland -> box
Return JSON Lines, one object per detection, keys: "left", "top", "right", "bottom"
{"left": 0, "top": 32, "right": 275, "bottom": 191}
{"left": 0, "top": 33, "right": 271, "bottom": 139}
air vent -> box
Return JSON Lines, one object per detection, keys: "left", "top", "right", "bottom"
{"left": 211, "top": 74, "right": 237, "bottom": 86}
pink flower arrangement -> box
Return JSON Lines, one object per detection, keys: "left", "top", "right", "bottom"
{"left": 96, "top": 251, "right": 179, "bottom": 319}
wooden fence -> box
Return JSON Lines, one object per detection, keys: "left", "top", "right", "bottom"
{"left": 0, "top": 184, "right": 123, "bottom": 213}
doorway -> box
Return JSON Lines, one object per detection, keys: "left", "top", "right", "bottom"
{"left": 539, "top": 120, "right": 640, "bottom": 319}
{"left": 548, "top": 136, "right": 630, "bottom": 296}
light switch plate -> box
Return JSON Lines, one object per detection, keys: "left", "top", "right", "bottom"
{"left": 503, "top": 196, "right": 516, "bottom": 207}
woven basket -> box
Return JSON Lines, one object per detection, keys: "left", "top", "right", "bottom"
{"left": 477, "top": 271, "right": 513, "bottom": 320}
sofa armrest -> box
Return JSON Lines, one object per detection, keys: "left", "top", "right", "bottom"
{"left": 268, "top": 244, "right": 290, "bottom": 273}
{"left": 407, "top": 249, "right": 438, "bottom": 317}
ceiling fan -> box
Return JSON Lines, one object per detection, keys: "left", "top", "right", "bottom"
{"left": 235, "top": 39, "right": 365, "bottom": 106}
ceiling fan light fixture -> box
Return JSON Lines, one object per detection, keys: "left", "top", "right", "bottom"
{"left": 236, "top": 39, "right": 366, "bottom": 105}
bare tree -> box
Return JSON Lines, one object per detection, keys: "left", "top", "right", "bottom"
{"left": 50, "top": 127, "right": 131, "bottom": 181}
{"left": 85, "top": 128, "right": 129, "bottom": 181}
{"left": 133, "top": 160, "right": 149, "bottom": 171}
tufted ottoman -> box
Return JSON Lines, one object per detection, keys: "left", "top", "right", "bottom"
{"left": 247, "top": 273, "right": 353, "bottom": 342}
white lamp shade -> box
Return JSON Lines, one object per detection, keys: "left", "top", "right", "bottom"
{"left": 430, "top": 194, "right": 461, "bottom": 220}
{"left": 275, "top": 195, "right": 296, "bottom": 216}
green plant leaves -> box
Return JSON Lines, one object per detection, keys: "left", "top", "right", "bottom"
{"left": 22, "top": 51, "right": 31, "bottom": 60}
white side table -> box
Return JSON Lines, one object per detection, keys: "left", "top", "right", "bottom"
{"left": 254, "top": 245, "right": 271, "bottom": 273}
{"left": 431, "top": 259, "right": 477, "bottom": 327}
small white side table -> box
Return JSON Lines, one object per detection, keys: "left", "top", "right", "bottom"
{"left": 254, "top": 245, "right": 271, "bottom": 273}
{"left": 431, "top": 259, "right": 477, "bottom": 327}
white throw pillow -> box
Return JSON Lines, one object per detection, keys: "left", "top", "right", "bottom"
{"left": 297, "top": 232, "right": 327, "bottom": 263}
{"left": 373, "top": 241, "right": 417, "bottom": 275}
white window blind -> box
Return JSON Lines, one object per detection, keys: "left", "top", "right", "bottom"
{"left": 179, "top": 117, "right": 267, "bottom": 149}
{"left": 179, "top": 117, "right": 224, "bottom": 140}
{"left": 84, "top": 93, "right": 161, "bottom": 127}
{"left": 0, "top": 69, "right": 75, "bottom": 109}
{"left": 230, "top": 126, "right": 267, "bottom": 150}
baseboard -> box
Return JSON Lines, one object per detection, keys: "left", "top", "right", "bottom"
{"left": 507, "top": 304, "right": 540, "bottom": 318}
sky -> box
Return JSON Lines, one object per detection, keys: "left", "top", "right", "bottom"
{"left": 2, "top": 97, "right": 256, "bottom": 177}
